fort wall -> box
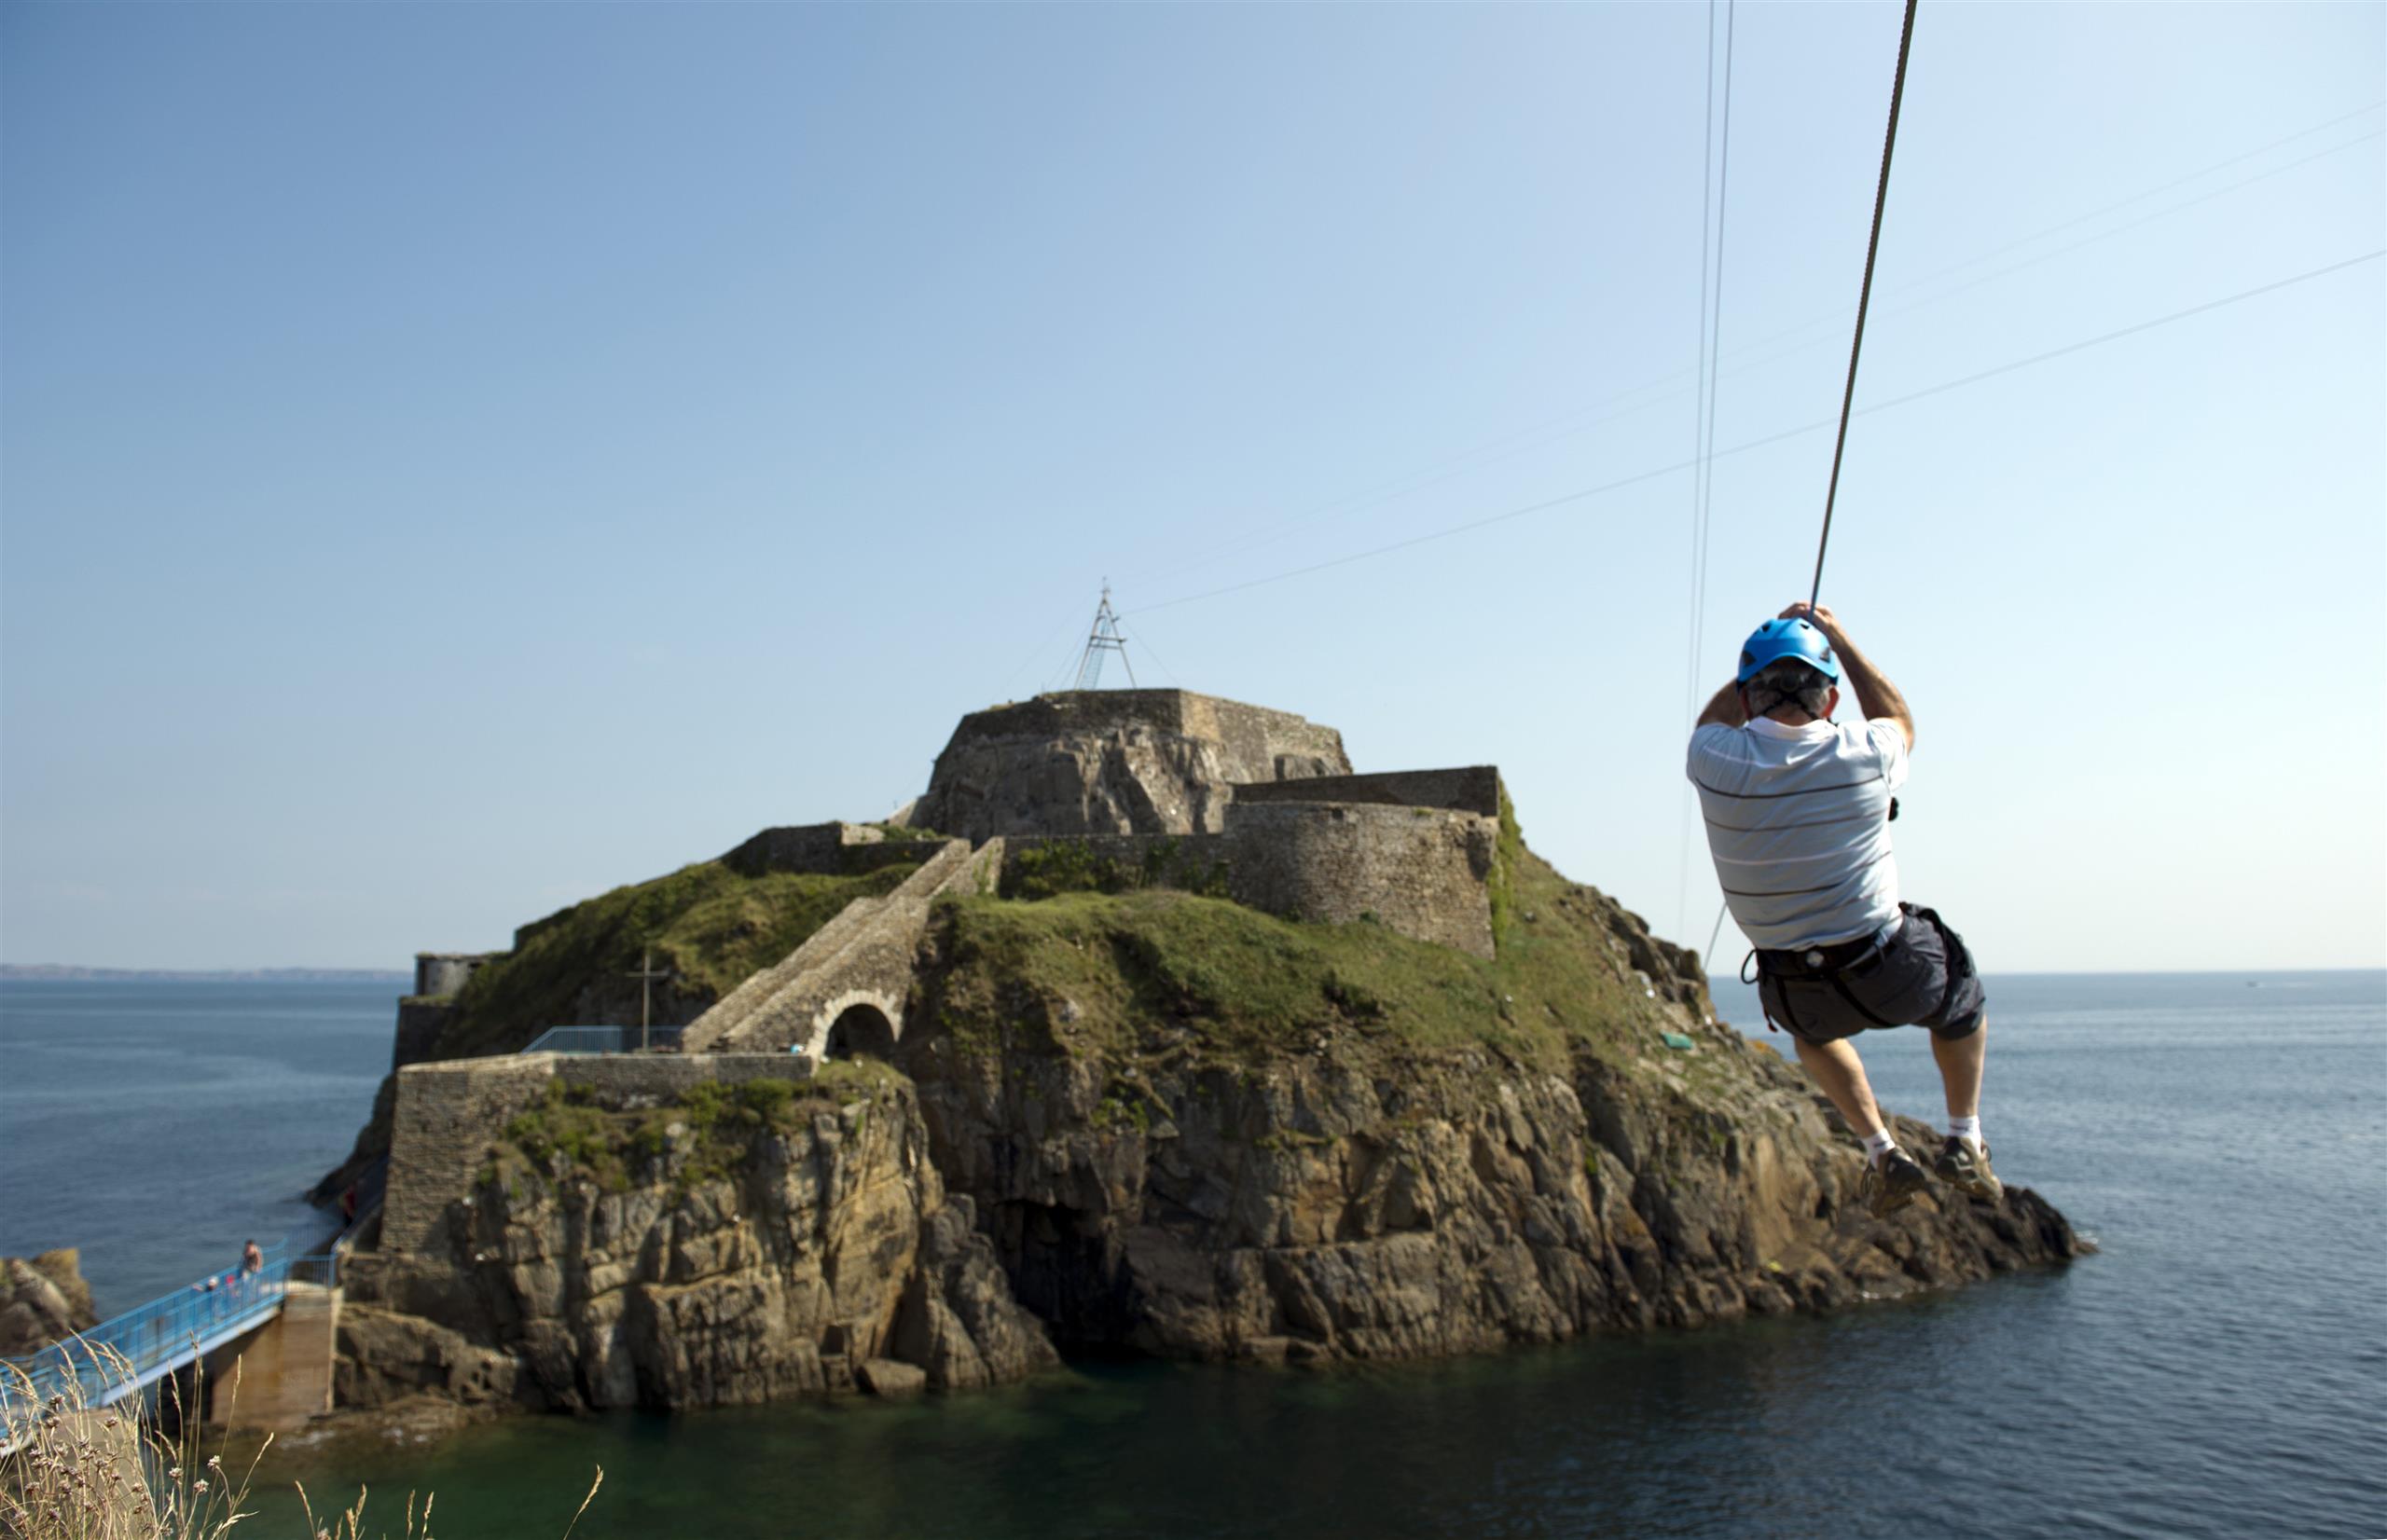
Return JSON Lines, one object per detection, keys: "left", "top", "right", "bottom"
{"left": 1224, "top": 802, "right": 1498, "bottom": 959}
{"left": 413, "top": 953, "right": 494, "bottom": 999}
{"left": 913, "top": 690, "right": 1349, "bottom": 842}
{"left": 1230, "top": 766, "right": 1502, "bottom": 819}
{"left": 997, "top": 800, "right": 1497, "bottom": 959}
{"left": 393, "top": 999, "right": 454, "bottom": 1072}
{"left": 381, "top": 1053, "right": 815, "bottom": 1254}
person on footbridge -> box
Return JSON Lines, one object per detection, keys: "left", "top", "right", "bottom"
{"left": 1690, "top": 602, "right": 2002, "bottom": 1217}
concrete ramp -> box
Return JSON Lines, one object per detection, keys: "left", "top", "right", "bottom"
{"left": 204, "top": 1282, "right": 338, "bottom": 1431}
{"left": 680, "top": 840, "right": 999, "bottom": 1056}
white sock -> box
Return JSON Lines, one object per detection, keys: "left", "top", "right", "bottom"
{"left": 1861, "top": 1127, "right": 1897, "bottom": 1163}
{"left": 1948, "top": 1115, "right": 1983, "bottom": 1148}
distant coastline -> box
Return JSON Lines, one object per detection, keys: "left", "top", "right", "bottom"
{"left": 0, "top": 965, "right": 409, "bottom": 983}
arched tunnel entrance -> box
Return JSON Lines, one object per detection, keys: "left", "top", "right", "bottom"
{"left": 823, "top": 1002, "right": 898, "bottom": 1062}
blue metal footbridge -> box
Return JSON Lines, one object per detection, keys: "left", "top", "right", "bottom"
{"left": 2, "top": 1163, "right": 384, "bottom": 1415}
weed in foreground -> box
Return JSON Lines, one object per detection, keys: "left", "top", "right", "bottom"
{"left": 3, "top": 1346, "right": 600, "bottom": 1540}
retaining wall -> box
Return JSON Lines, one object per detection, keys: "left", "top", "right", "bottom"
{"left": 381, "top": 1053, "right": 817, "bottom": 1253}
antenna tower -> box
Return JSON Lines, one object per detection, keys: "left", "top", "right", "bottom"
{"left": 1072, "top": 583, "right": 1137, "bottom": 691}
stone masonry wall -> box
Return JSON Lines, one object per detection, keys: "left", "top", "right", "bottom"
{"left": 393, "top": 1000, "right": 455, "bottom": 1073}
{"left": 719, "top": 824, "right": 948, "bottom": 880}
{"left": 414, "top": 954, "right": 495, "bottom": 998}
{"left": 913, "top": 690, "right": 1350, "bottom": 842}
{"left": 1224, "top": 802, "right": 1498, "bottom": 958}
{"left": 382, "top": 1053, "right": 812, "bottom": 1254}
{"left": 1230, "top": 766, "right": 1502, "bottom": 819}
{"left": 681, "top": 841, "right": 996, "bottom": 1057}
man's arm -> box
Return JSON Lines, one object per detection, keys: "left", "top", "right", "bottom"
{"left": 1782, "top": 602, "right": 1912, "bottom": 748}
{"left": 1694, "top": 680, "right": 1746, "bottom": 728}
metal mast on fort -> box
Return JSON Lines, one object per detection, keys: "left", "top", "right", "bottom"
{"left": 1073, "top": 584, "right": 1137, "bottom": 691}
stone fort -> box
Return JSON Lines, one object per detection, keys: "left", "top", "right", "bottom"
{"left": 378, "top": 689, "right": 1510, "bottom": 1256}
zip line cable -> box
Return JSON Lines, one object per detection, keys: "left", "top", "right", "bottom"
{"left": 1728, "top": 124, "right": 2382, "bottom": 385}
{"left": 1094, "top": 100, "right": 2381, "bottom": 609}
{"left": 1680, "top": 0, "right": 1739, "bottom": 938}
{"left": 1121, "top": 249, "right": 2381, "bottom": 621}
{"left": 1808, "top": 0, "right": 1921, "bottom": 614}
{"left": 1684, "top": 0, "right": 1718, "bottom": 732}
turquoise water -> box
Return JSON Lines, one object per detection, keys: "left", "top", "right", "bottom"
{"left": 5, "top": 973, "right": 2382, "bottom": 1537}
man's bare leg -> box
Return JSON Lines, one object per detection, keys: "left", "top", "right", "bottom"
{"left": 1927, "top": 1019, "right": 2003, "bottom": 1198}
{"left": 1929, "top": 1018, "right": 1986, "bottom": 1121}
{"left": 1794, "top": 1034, "right": 1927, "bottom": 1215}
{"left": 1792, "top": 1035, "right": 1889, "bottom": 1143}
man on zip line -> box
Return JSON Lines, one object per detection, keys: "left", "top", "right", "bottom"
{"left": 1689, "top": 602, "right": 2000, "bottom": 1217}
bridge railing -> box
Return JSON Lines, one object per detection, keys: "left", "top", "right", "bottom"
{"left": 521, "top": 1024, "right": 683, "bottom": 1054}
{"left": 0, "top": 1242, "right": 338, "bottom": 1410}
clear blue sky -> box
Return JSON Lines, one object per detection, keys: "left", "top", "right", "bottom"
{"left": 4, "top": 1, "right": 2380, "bottom": 973}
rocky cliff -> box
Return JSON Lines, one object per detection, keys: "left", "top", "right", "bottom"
{"left": 0, "top": 1251, "right": 98, "bottom": 1357}
{"left": 893, "top": 839, "right": 2078, "bottom": 1362}
{"left": 336, "top": 1065, "right": 1056, "bottom": 1412}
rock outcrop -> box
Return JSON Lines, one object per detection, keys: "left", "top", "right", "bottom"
{"left": 894, "top": 854, "right": 2080, "bottom": 1365}
{"left": 337, "top": 1071, "right": 1057, "bottom": 1411}
{"left": 324, "top": 689, "right": 2082, "bottom": 1420}
{"left": 0, "top": 1250, "right": 99, "bottom": 1357}
{"left": 913, "top": 690, "right": 1349, "bottom": 842}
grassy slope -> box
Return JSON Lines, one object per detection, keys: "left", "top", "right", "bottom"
{"left": 920, "top": 816, "right": 1678, "bottom": 1082}
{"left": 435, "top": 860, "right": 921, "bottom": 1058}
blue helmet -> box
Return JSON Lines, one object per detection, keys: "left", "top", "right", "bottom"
{"left": 1736, "top": 617, "right": 1841, "bottom": 685}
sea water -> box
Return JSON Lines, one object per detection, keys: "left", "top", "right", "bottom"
{"left": 3, "top": 972, "right": 2380, "bottom": 1538}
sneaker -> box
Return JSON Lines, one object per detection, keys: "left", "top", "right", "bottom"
{"left": 1933, "top": 1135, "right": 2004, "bottom": 1201}
{"left": 1861, "top": 1147, "right": 1930, "bottom": 1217}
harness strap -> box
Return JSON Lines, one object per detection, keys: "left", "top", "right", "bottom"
{"left": 1740, "top": 949, "right": 1782, "bottom": 1034}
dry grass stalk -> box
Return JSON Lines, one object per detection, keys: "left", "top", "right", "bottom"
{"left": 6, "top": 1341, "right": 601, "bottom": 1539}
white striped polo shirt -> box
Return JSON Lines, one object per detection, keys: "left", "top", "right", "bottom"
{"left": 1687, "top": 716, "right": 1910, "bottom": 950}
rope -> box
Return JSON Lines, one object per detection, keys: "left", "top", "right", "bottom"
{"left": 1808, "top": 0, "right": 1922, "bottom": 614}
{"left": 1684, "top": 0, "right": 1718, "bottom": 728}
{"left": 1125, "top": 244, "right": 2382, "bottom": 620}
{"left": 1679, "top": 0, "right": 1739, "bottom": 938}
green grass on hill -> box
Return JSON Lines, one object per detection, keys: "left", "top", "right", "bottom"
{"left": 436, "top": 859, "right": 920, "bottom": 1058}
{"left": 919, "top": 829, "right": 1662, "bottom": 1078}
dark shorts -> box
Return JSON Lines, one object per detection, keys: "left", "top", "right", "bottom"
{"left": 1756, "top": 902, "right": 1986, "bottom": 1046}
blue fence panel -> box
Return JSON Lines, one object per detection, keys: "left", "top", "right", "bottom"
{"left": 520, "top": 1024, "right": 683, "bottom": 1055}
{"left": 1, "top": 1242, "right": 338, "bottom": 1412}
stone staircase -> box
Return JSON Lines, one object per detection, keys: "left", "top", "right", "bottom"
{"left": 679, "top": 839, "right": 1000, "bottom": 1056}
